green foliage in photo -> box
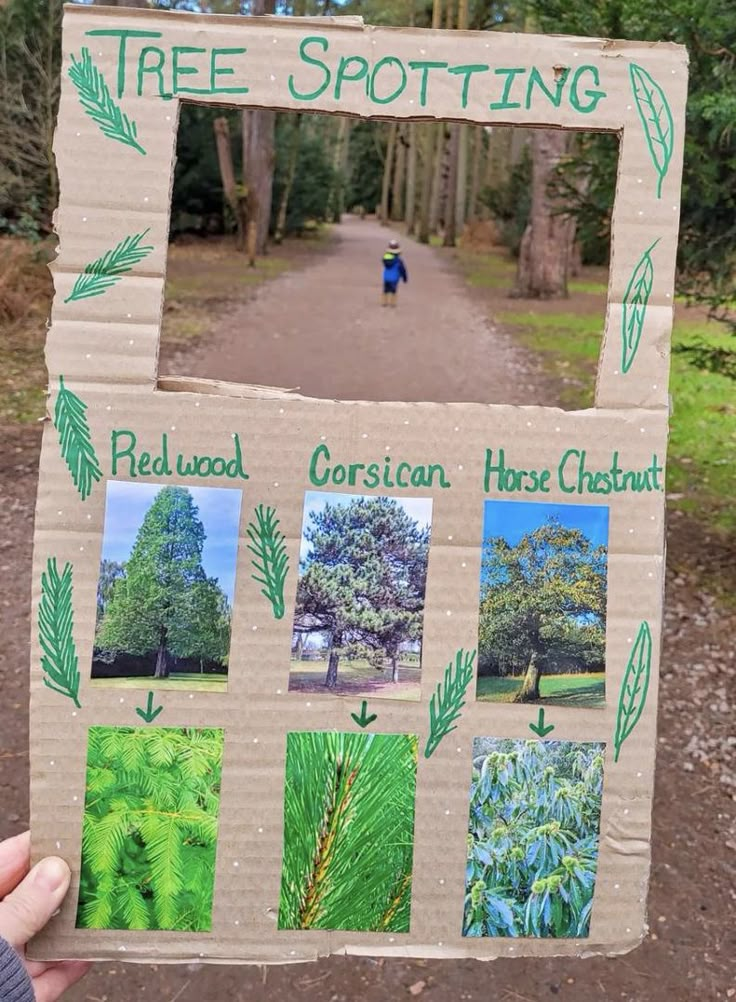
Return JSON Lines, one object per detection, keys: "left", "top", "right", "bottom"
{"left": 279, "top": 731, "right": 418, "bottom": 933}
{"left": 464, "top": 739, "right": 604, "bottom": 939}
{"left": 77, "top": 726, "right": 223, "bottom": 932}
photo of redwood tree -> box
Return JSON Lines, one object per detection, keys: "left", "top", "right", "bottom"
{"left": 289, "top": 492, "right": 432, "bottom": 701}
{"left": 476, "top": 500, "right": 608, "bottom": 707}
{"left": 278, "top": 730, "right": 418, "bottom": 933}
{"left": 92, "top": 481, "right": 240, "bottom": 691}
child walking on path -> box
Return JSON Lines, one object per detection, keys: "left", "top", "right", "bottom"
{"left": 381, "top": 238, "right": 408, "bottom": 306}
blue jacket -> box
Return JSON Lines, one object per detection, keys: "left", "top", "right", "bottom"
{"left": 382, "top": 252, "right": 408, "bottom": 283}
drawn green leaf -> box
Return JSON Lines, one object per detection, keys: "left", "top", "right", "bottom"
{"left": 613, "top": 621, "right": 652, "bottom": 763}
{"left": 39, "top": 558, "right": 81, "bottom": 708}
{"left": 54, "top": 376, "right": 102, "bottom": 501}
{"left": 68, "top": 47, "right": 145, "bottom": 154}
{"left": 65, "top": 229, "right": 154, "bottom": 303}
{"left": 629, "top": 63, "right": 674, "bottom": 199}
{"left": 621, "top": 239, "right": 659, "bottom": 374}
{"left": 424, "top": 648, "right": 476, "bottom": 759}
{"left": 246, "top": 504, "right": 289, "bottom": 619}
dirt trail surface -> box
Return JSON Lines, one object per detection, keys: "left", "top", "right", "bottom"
{"left": 161, "top": 216, "right": 552, "bottom": 405}
{"left": 2, "top": 218, "right": 734, "bottom": 1002}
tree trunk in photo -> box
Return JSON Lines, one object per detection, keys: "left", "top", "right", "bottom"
{"left": 443, "top": 124, "right": 460, "bottom": 246}
{"left": 406, "top": 122, "right": 418, "bottom": 234}
{"left": 417, "top": 125, "right": 436, "bottom": 244}
{"left": 429, "top": 125, "right": 446, "bottom": 235}
{"left": 325, "top": 649, "right": 340, "bottom": 689}
{"left": 513, "top": 650, "right": 541, "bottom": 702}
{"left": 467, "top": 126, "right": 483, "bottom": 223}
{"left": 242, "top": 0, "right": 276, "bottom": 255}
{"left": 213, "top": 116, "right": 246, "bottom": 251}
{"left": 512, "top": 128, "right": 570, "bottom": 299}
{"left": 275, "top": 114, "right": 302, "bottom": 243}
{"left": 328, "top": 116, "right": 350, "bottom": 223}
{"left": 391, "top": 125, "right": 406, "bottom": 221}
{"left": 293, "top": 632, "right": 305, "bottom": 660}
{"left": 453, "top": 0, "right": 468, "bottom": 232}
{"left": 380, "top": 121, "right": 397, "bottom": 225}
{"left": 154, "top": 628, "right": 170, "bottom": 679}
{"left": 391, "top": 656, "right": 399, "bottom": 683}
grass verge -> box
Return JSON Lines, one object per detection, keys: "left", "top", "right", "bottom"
{"left": 477, "top": 672, "right": 606, "bottom": 707}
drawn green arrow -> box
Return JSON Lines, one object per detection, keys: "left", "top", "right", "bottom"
{"left": 350, "top": 700, "right": 377, "bottom": 728}
{"left": 528, "top": 707, "right": 555, "bottom": 738}
{"left": 136, "top": 691, "right": 163, "bottom": 724}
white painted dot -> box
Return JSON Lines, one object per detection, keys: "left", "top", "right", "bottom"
{"left": 119, "top": 697, "right": 124, "bottom": 703}
{"left": 626, "top": 104, "right": 632, "bottom": 110}
{"left": 170, "top": 425, "right": 176, "bottom": 431}
{"left": 166, "top": 115, "right": 171, "bottom": 121}
{"left": 439, "top": 878, "right": 445, "bottom": 885}
{"left": 458, "top": 464, "right": 463, "bottom": 471}
{"left": 653, "top": 383, "right": 658, "bottom": 389}
{"left": 409, "top": 99, "right": 414, "bottom": 105}
{"left": 253, "top": 737, "right": 259, "bottom": 744}
{"left": 420, "top": 48, "right": 425, "bottom": 55}
{"left": 276, "top": 688, "right": 282, "bottom": 695}
{"left": 650, "top": 515, "right": 656, "bottom": 521}
{"left": 629, "top": 528, "right": 634, "bottom": 534}
{"left": 626, "top": 928, "right": 632, "bottom": 934}
{"left": 673, "top": 205, "right": 678, "bottom": 211}
{"left": 437, "top": 941, "right": 443, "bottom": 947}
{"left": 290, "top": 950, "right": 296, "bottom": 956}
{"left": 555, "top": 426, "right": 561, "bottom": 432}
{"left": 389, "top": 937, "right": 395, "bottom": 943}
{"left": 508, "top": 946, "right": 515, "bottom": 952}
{"left": 233, "top": 861, "right": 240, "bottom": 867}
{"left": 72, "top": 711, "right": 77, "bottom": 717}
{"left": 403, "top": 419, "right": 409, "bottom": 425}
{"left": 671, "top": 69, "right": 676, "bottom": 74}
{"left": 637, "top": 771, "right": 643, "bottom": 777}
{"left": 79, "top": 545, "right": 84, "bottom": 552}
{"left": 638, "top": 210, "right": 644, "bottom": 216}
{"left": 82, "top": 216, "right": 87, "bottom": 222}
{"left": 274, "top": 482, "right": 279, "bottom": 488}
{"left": 50, "top": 760, "right": 55, "bottom": 766}
{"left": 85, "top": 353, "right": 91, "bottom": 359}
{"left": 627, "top": 638, "right": 632, "bottom": 643}
{"left": 57, "top": 509, "right": 63, "bottom": 516}
{"left": 640, "top": 427, "right": 646, "bottom": 433}
{"left": 279, "top": 408, "right": 285, "bottom": 415}
{"left": 444, "top": 809, "right": 450, "bottom": 815}
{"left": 195, "top": 401, "right": 200, "bottom": 407}
{"left": 76, "top": 131, "right": 80, "bottom": 137}
{"left": 128, "top": 339, "right": 134, "bottom": 346}
{"left": 461, "top": 562, "right": 467, "bottom": 568}
{"left": 648, "top": 571, "right": 654, "bottom": 578}
{"left": 189, "top": 694, "right": 194, "bottom": 700}
{"left": 106, "top": 405, "right": 111, "bottom": 411}
{"left": 637, "top": 178, "right": 643, "bottom": 184}
{"left": 665, "top": 293, "right": 671, "bottom": 299}
{"left": 258, "top": 826, "right": 263, "bottom": 833}
{"left": 86, "top": 514, "right": 92, "bottom": 520}
{"left": 143, "top": 196, "right": 149, "bottom": 203}
{"left": 362, "top": 433, "right": 368, "bottom": 438}
{"left": 573, "top": 51, "right": 578, "bottom": 57}
{"left": 385, "top": 445, "right": 390, "bottom": 451}
{"left": 306, "top": 701, "right": 311, "bottom": 708}
{"left": 252, "top": 625, "right": 258, "bottom": 632}
{"left": 614, "top": 370, "right": 620, "bottom": 376}
{"left": 234, "top": 919, "right": 240, "bottom": 926}
{"left": 320, "top": 435, "right": 326, "bottom": 441}
{"left": 56, "top": 841, "right": 61, "bottom": 850}
{"left": 454, "top": 426, "right": 460, "bottom": 432}
{"left": 73, "top": 796, "right": 78, "bottom": 802}
{"left": 457, "top": 747, "right": 462, "bottom": 753}
{"left": 231, "top": 432, "right": 236, "bottom": 439}
{"left": 623, "top": 808, "right": 629, "bottom": 815}
{"left": 614, "top": 883, "right": 620, "bottom": 889}
{"left": 270, "top": 74, "right": 276, "bottom": 81}
{"left": 446, "top": 610, "right": 452, "bottom": 617}
{"left": 447, "top": 535, "right": 453, "bottom": 541}
{"left": 127, "top": 312, "right": 132, "bottom": 318}
{"left": 119, "top": 946, "right": 126, "bottom": 952}
{"left": 526, "top": 421, "right": 532, "bottom": 427}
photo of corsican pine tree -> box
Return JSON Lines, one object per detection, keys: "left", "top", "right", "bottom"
{"left": 290, "top": 492, "right": 432, "bottom": 701}
{"left": 278, "top": 730, "right": 418, "bottom": 933}
{"left": 92, "top": 480, "right": 241, "bottom": 691}
{"left": 464, "top": 738, "right": 604, "bottom": 939}
{"left": 76, "top": 726, "right": 224, "bottom": 932}
{"left": 476, "top": 500, "right": 608, "bottom": 707}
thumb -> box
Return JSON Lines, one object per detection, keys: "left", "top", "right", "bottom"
{"left": 0, "top": 857, "right": 71, "bottom": 949}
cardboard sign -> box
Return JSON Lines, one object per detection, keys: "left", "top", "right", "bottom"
{"left": 28, "top": 5, "right": 687, "bottom": 964}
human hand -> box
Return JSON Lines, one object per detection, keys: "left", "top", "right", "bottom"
{"left": 0, "top": 832, "right": 90, "bottom": 1002}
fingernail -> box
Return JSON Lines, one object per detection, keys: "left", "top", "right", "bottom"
{"left": 34, "top": 857, "right": 70, "bottom": 894}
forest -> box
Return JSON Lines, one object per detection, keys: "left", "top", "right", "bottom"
{"left": 1, "top": 0, "right": 734, "bottom": 323}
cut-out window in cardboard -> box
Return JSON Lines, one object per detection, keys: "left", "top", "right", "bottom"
{"left": 29, "top": 5, "right": 687, "bottom": 964}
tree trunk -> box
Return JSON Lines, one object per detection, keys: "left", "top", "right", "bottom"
{"left": 380, "top": 121, "right": 397, "bottom": 225}
{"left": 443, "top": 124, "right": 460, "bottom": 246}
{"left": 242, "top": 0, "right": 276, "bottom": 255}
{"left": 154, "top": 628, "right": 170, "bottom": 679}
{"left": 513, "top": 650, "right": 541, "bottom": 702}
{"left": 429, "top": 125, "right": 446, "bottom": 235}
{"left": 391, "top": 125, "right": 406, "bottom": 221}
{"left": 452, "top": 0, "right": 469, "bottom": 233}
{"left": 391, "top": 656, "right": 399, "bottom": 683}
{"left": 293, "top": 632, "right": 305, "bottom": 660}
{"left": 325, "top": 649, "right": 340, "bottom": 689}
{"left": 467, "top": 126, "right": 483, "bottom": 223}
{"left": 417, "top": 125, "right": 435, "bottom": 244}
{"left": 275, "top": 114, "right": 302, "bottom": 243}
{"left": 213, "top": 116, "right": 246, "bottom": 251}
{"left": 512, "top": 129, "right": 570, "bottom": 299}
{"left": 328, "top": 116, "right": 350, "bottom": 223}
{"left": 405, "top": 123, "right": 418, "bottom": 234}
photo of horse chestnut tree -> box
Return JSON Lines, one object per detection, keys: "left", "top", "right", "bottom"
{"left": 476, "top": 500, "right": 608, "bottom": 707}
{"left": 289, "top": 492, "right": 432, "bottom": 701}
{"left": 464, "top": 738, "right": 604, "bottom": 939}
{"left": 92, "top": 481, "right": 241, "bottom": 691}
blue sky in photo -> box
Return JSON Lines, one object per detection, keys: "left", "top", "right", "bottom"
{"left": 299, "top": 491, "right": 433, "bottom": 565}
{"left": 481, "top": 499, "right": 609, "bottom": 577}
{"left": 100, "top": 481, "right": 242, "bottom": 603}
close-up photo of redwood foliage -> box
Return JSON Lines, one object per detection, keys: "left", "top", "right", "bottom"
{"left": 77, "top": 726, "right": 224, "bottom": 932}
{"left": 278, "top": 730, "right": 418, "bottom": 933}
{"left": 464, "top": 739, "right": 604, "bottom": 939}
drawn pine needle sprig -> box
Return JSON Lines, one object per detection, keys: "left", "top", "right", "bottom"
{"left": 65, "top": 229, "right": 154, "bottom": 303}
{"left": 613, "top": 621, "right": 652, "bottom": 762}
{"left": 246, "top": 505, "right": 289, "bottom": 619}
{"left": 621, "top": 239, "right": 659, "bottom": 374}
{"left": 39, "top": 558, "right": 81, "bottom": 708}
{"left": 424, "top": 647, "right": 476, "bottom": 759}
{"left": 629, "top": 63, "right": 674, "bottom": 198}
{"left": 54, "top": 376, "right": 102, "bottom": 501}
{"left": 68, "top": 47, "right": 145, "bottom": 154}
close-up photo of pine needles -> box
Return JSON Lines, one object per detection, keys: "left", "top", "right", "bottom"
{"left": 76, "top": 726, "right": 224, "bottom": 932}
{"left": 278, "top": 730, "right": 418, "bottom": 933}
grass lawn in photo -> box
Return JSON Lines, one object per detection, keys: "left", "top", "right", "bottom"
{"left": 278, "top": 730, "right": 418, "bottom": 932}
{"left": 289, "top": 491, "right": 432, "bottom": 701}
{"left": 476, "top": 499, "right": 608, "bottom": 707}
{"left": 91, "top": 481, "right": 241, "bottom": 691}
{"left": 464, "top": 738, "right": 604, "bottom": 938}
{"left": 76, "top": 726, "right": 224, "bottom": 932}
